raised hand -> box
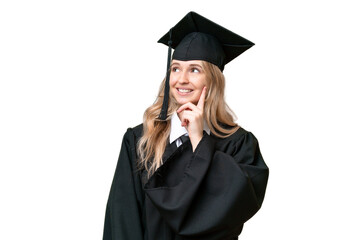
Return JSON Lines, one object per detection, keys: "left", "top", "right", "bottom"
{"left": 177, "top": 86, "right": 206, "bottom": 151}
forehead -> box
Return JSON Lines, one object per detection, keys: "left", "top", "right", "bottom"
{"left": 171, "top": 59, "right": 203, "bottom": 67}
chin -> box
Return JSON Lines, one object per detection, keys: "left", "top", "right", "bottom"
{"left": 176, "top": 99, "right": 188, "bottom": 105}
{"left": 176, "top": 98, "right": 197, "bottom": 105}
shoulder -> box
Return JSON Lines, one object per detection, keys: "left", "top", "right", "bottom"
{"left": 128, "top": 123, "right": 143, "bottom": 136}
{"left": 123, "top": 123, "right": 144, "bottom": 144}
{"left": 212, "top": 126, "right": 259, "bottom": 154}
{"left": 233, "top": 127, "right": 258, "bottom": 142}
{"left": 213, "top": 125, "right": 257, "bottom": 142}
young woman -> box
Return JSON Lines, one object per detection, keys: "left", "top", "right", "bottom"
{"left": 103, "top": 12, "right": 269, "bottom": 240}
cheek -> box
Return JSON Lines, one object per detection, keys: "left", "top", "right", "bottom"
{"left": 194, "top": 77, "right": 207, "bottom": 90}
{"left": 169, "top": 76, "right": 176, "bottom": 87}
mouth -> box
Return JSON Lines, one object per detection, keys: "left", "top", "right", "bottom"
{"left": 176, "top": 88, "right": 193, "bottom": 95}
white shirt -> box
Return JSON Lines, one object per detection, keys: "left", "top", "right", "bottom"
{"left": 169, "top": 113, "right": 211, "bottom": 147}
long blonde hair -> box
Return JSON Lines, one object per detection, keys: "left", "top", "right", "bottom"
{"left": 137, "top": 61, "right": 240, "bottom": 177}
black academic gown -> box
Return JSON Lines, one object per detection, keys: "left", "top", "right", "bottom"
{"left": 103, "top": 124, "right": 269, "bottom": 240}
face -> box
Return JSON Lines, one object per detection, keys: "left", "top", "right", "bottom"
{"left": 170, "top": 60, "right": 207, "bottom": 105}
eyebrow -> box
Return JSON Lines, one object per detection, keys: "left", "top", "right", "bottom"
{"left": 171, "top": 63, "right": 180, "bottom": 67}
{"left": 189, "top": 64, "right": 203, "bottom": 69}
{"left": 171, "top": 62, "right": 203, "bottom": 68}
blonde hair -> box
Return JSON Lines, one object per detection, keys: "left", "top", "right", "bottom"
{"left": 137, "top": 61, "right": 240, "bottom": 178}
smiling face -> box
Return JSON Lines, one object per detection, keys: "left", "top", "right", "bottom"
{"left": 170, "top": 60, "right": 207, "bottom": 105}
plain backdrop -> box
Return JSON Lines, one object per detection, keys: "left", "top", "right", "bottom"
{"left": 1, "top": 0, "right": 359, "bottom": 239}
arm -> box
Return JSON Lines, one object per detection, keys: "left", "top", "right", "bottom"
{"left": 103, "top": 129, "right": 144, "bottom": 240}
{"left": 144, "top": 131, "right": 269, "bottom": 239}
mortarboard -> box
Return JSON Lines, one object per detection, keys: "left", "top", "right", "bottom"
{"left": 158, "top": 11, "right": 254, "bottom": 120}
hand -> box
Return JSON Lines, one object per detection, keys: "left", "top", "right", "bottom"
{"left": 177, "top": 86, "right": 206, "bottom": 151}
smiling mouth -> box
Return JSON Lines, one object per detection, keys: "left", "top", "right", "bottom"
{"left": 177, "top": 88, "right": 193, "bottom": 93}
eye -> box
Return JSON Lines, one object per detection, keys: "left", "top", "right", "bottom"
{"left": 172, "top": 67, "right": 180, "bottom": 72}
{"left": 191, "top": 68, "right": 200, "bottom": 73}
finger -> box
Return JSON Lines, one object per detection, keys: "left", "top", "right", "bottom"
{"left": 181, "top": 119, "right": 189, "bottom": 127}
{"left": 197, "top": 86, "right": 206, "bottom": 110}
{"left": 177, "top": 102, "right": 197, "bottom": 113}
{"left": 180, "top": 110, "right": 194, "bottom": 126}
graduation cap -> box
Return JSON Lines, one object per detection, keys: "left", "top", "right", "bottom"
{"left": 158, "top": 11, "right": 254, "bottom": 120}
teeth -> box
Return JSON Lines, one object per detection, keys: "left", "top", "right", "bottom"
{"left": 178, "top": 89, "right": 192, "bottom": 93}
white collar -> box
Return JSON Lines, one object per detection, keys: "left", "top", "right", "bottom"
{"left": 169, "top": 113, "right": 211, "bottom": 144}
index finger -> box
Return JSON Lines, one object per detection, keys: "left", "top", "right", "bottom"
{"left": 197, "top": 86, "right": 207, "bottom": 110}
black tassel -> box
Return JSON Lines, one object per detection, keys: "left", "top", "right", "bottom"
{"left": 158, "top": 28, "right": 173, "bottom": 120}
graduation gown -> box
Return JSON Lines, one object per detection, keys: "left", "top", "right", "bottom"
{"left": 103, "top": 124, "right": 269, "bottom": 240}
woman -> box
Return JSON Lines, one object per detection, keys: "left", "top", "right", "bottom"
{"left": 103, "top": 12, "right": 269, "bottom": 240}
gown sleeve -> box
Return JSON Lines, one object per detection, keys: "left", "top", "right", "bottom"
{"left": 103, "top": 128, "right": 144, "bottom": 240}
{"left": 144, "top": 130, "right": 269, "bottom": 240}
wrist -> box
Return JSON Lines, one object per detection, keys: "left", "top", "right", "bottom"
{"left": 190, "top": 133, "right": 203, "bottom": 152}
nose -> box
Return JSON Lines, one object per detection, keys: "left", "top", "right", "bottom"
{"left": 178, "top": 72, "right": 189, "bottom": 84}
